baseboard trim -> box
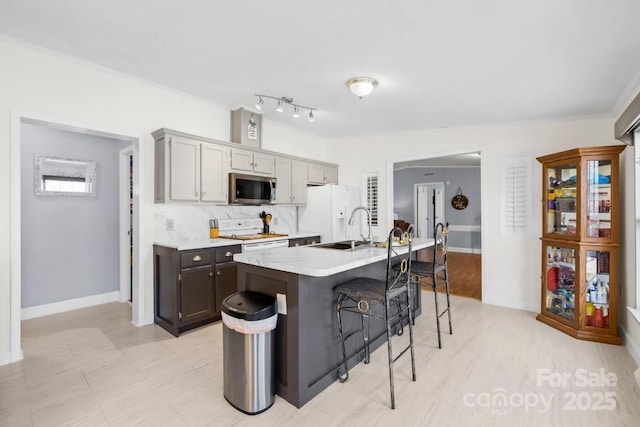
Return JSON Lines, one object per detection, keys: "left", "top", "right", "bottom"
{"left": 21, "top": 291, "right": 120, "bottom": 320}
{"left": 483, "top": 295, "right": 538, "bottom": 313}
{"left": 619, "top": 324, "right": 640, "bottom": 367}
{"left": 448, "top": 246, "right": 482, "bottom": 254}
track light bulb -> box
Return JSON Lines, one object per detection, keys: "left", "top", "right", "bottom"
{"left": 255, "top": 97, "right": 264, "bottom": 110}
{"left": 293, "top": 106, "right": 300, "bottom": 118}
{"left": 276, "top": 100, "right": 283, "bottom": 112}
{"left": 308, "top": 110, "right": 315, "bottom": 122}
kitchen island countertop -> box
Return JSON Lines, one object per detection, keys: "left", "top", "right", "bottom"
{"left": 234, "top": 237, "right": 434, "bottom": 277}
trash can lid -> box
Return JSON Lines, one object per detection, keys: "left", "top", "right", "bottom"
{"left": 221, "top": 291, "right": 277, "bottom": 321}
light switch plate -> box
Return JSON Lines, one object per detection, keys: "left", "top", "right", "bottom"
{"left": 166, "top": 219, "right": 174, "bottom": 231}
{"left": 276, "top": 293, "right": 287, "bottom": 315}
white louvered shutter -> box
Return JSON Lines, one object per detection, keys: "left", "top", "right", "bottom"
{"left": 366, "top": 174, "right": 379, "bottom": 226}
{"left": 502, "top": 156, "right": 532, "bottom": 237}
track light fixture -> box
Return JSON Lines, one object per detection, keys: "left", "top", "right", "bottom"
{"left": 254, "top": 94, "right": 317, "bottom": 122}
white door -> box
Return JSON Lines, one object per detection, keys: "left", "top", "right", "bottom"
{"left": 230, "top": 148, "right": 253, "bottom": 172}
{"left": 308, "top": 163, "right": 325, "bottom": 184}
{"left": 415, "top": 182, "right": 445, "bottom": 238}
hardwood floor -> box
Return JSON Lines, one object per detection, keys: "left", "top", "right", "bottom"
{"left": 1, "top": 296, "right": 639, "bottom": 426}
{"left": 417, "top": 250, "right": 482, "bottom": 300}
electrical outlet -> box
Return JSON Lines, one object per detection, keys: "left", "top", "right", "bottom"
{"left": 166, "top": 219, "right": 174, "bottom": 231}
{"left": 276, "top": 293, "right": 287, "bottom": 315}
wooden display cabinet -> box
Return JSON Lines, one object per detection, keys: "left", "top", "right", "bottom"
{"left": 536, "top": 145, "right": 625, "bottom": 345}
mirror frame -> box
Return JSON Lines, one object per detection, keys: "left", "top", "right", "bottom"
{"left": 34, "top": 154, "right": 97, "bottom": 197}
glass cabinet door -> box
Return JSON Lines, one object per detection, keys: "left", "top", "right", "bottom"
{"left": 545, "top": 162, "right": 578, "bottom": 236}
{"left": 585, "top": 159, "right": 612, "bottom": 239}
{"left": 584, "top": 249, "right": 611, "bottom": 330}
{"left": 543, "top": 244, "right": 576, "bottom": 323}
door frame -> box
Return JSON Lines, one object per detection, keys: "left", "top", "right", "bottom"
{"left": 387, "top": 148, "right": 486, "bottom": 303}
{"left": 414, "top": 182, "right": 445, "bottom": 238}
{"left": 9, "top": 110, "right": 143, "bottom": 364}
{"left": 119, "top": 146, "right": 133, "bottom": 303}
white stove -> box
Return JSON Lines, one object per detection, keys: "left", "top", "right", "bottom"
{"left": 217, "top": 218, "right": 289, "bottom": 252}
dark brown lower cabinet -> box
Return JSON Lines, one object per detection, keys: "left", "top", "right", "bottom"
{"left": 288, "top": 235, "right": 321, "bottom": 247}
{"left": 180, "top": 265, "right": 215, "bottom": 325}
{"left": 154, "top": 244, "right": 241, "bottom": 336}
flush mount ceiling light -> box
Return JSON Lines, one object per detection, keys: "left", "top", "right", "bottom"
{"left": 254, "top": 94, "right": 317, "bottom": 122}
{"left": 346, "top": 77, "right": 378, "bottom": 98}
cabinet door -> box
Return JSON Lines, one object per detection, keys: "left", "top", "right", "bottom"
{"left": 288, "top": 237, "right": 306, "bottom": 247}
{"left": 324, "top": 166, "right": 338, "bottom": 184}
{"left": 291, "top": 161, "right": 308, "bottom": 204}
{"left": 253, "top": 152, "right": 275, "bottom": 175}
{"left": 306, "top": 236, "right": 320, "bottom": 245}
{"left": 275, "top": 157, "right": 292, "bottom": 204}
{"left": 230, "top": 148, "right": 253, "bottom": 172}
{"left": 170, "top": 137, "right": 200, "bottom": 201}
{"left": 542, "top": 243, "right": 577, "bottom": 326}
{"left": 583, "top": 247, "right": 616, "bottom": 333}
{"left": 308, "top": 163, "right": 325, "bottom": 184}
{"left": 201, "top": 144, "right": 227, "bottom": 202}
{"left": 180, "top": 265, "right": 214, "bottom": 325}
{"left": 214, "top": 262, "right": 238, "bottom": 313}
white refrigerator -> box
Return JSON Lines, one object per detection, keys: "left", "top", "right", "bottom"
{"left": 298, "top": 185, "right": 362, "bottom": 243}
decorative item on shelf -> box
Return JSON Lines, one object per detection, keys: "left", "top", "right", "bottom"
{"left": 254, "top": 94, "right": 317, "bottom": 122}
{"left": 346, "top": 77, "right": 378, "bottom": 98}
{"left": 451, "top": 187, "right": 469, "bottom": 210}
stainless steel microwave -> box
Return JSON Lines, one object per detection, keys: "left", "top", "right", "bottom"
{"left": 228, "top": 173, "right": 276, "bottom": 205}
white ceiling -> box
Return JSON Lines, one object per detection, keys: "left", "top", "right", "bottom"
{"left": 1, "top": 1, "right": 640, "bottom": 139}
{"left": 394, "top": 153, "right": 481, "bottom": 169}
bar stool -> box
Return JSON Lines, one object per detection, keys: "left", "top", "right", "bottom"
{"left": 334, "top": 228, "right": 416, "bottom": 409}
{"left": 411, "top": 222, "right": 452, "bottom": 349}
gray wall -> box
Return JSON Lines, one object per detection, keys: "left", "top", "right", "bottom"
{"left": 393, "top": 167, "right": 481, "bottom": 250}
{"left": 21, "top": 123, "right": 129, "bottom": 308}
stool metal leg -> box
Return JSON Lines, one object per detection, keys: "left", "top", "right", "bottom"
{"left": 362, "top": 311, "right": 371, "bottom": 364}
{"left": 433, "top": 275, "right": 442, "bottom": 349}
{"left": 407, "top": 290, "right": 416, "bottom": 382}
{"left": 384, "top": 294, "right": 396, "bottom": 410}
{"left": 444, "top": 266, "right": 452, "bottom": 335}
{"left": 336, "top": 294, "right": 349, "bottom": 382}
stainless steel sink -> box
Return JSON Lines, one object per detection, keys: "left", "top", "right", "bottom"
{"left": 312, "top": 240, "right": 370, "bottom": 250}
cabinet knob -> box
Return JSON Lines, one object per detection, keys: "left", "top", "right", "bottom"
{"left": 311, "top": 241, "right": 316, "bottom": 245}
{"left": 216, "top": 271, "right": 221, "bottom": 276}
{"left": 193, "top": 255, "right": 202, "bottom": 262}
{"left": 295, "top": 243, "right": 300, "bottom": 247}
{"left": 225, "top": 251, "right": 233, "bottom": 257}
{"left": 209, "top": 272, "right": 213, "bottom": 277}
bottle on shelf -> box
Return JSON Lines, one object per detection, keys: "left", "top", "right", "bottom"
{"left": 594, "top": 307, "right": 604, "bottom": 328}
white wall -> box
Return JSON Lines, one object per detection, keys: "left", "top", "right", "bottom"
{"left": 329, "top": 118, "right": 620, "bottom": 312}
{"left": 0, "top": 38, "right": 330, "bottom": 362}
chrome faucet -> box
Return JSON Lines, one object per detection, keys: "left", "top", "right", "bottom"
{"left": 348, "top": 206, "right": 373, "bottom": 246}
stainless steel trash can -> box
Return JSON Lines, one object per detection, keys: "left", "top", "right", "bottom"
{"left": 221, "top": 291, "right": 278, "bottom": 415}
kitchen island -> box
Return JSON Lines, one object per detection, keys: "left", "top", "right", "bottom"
{"left": 234, "top": 237, "right": 434, "bottom": 408}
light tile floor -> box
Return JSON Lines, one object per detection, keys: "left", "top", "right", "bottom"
{"left": 1, "top": 293, "right": 639, "bottom": 426}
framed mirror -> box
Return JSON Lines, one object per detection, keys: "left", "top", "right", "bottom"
{"left": 35, "top": 155, "right": 97, "bottom": 197}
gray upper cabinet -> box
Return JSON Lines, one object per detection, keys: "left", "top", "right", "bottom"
{"left": 154, "top": 130, "right": 228, "bottom": 203}
{"left": 231, "top": 148, "right": 274, "bottom": 176}
{"left": 275, "top": 158, "right": 308, "bottom": 204}
{"left": 153, "top": 128, "right": 337, "bottom": 205}
{"left": 308, "top": 163, "right": 338, "bottom": 185}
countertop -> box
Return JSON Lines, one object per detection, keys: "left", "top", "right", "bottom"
{"left": 154, "top": 232, "right": 322, "bottom": 251}
{"left": 234, "top": 238, "right": 435, "bottom": 277}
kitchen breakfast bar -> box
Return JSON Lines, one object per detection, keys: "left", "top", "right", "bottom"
{"left": 233, "top": 237, "right": 434, "bottom": 408}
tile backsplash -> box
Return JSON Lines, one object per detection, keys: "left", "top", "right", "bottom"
{"left": 154, "top": 204, "right": 297, "bottom": 241}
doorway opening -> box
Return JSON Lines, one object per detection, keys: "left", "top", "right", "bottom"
{"left": 9, "top": 113, "right": 142, "bottom": 364}
{"left": 390, "top": 151, "right": 483, "bottom": 301}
